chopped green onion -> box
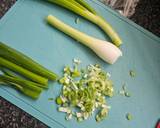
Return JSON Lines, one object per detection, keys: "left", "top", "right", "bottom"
{"left": 71, "top": 67, "right": 81, "bottom": 78}
{"left": 130, "top": 70, "right": 136, "bottom": 77}
{"left": 56, "top": 59, "right": 114, "bottom": 121}
{"left": 56, "top": 97, "right": 63, "bottom": 105}
{"left": 0, "top": 75, "right": 42, "bottom": 99}
{"left": 0, "top": 57, "right": 48, "bottom": 85}
{"left": 75, "top": 18, "right": 80, "bottom": 24}
{"left": 75, "top": 0, "right": 97, "bottom": 15}
{"left": 66, "top": 113, "right": 73, "bottom": 120}
{"left": 48, "top": 98, "right": 54, "bottom": 101}
{"left": 119, "top": 83, "right": 131, "bottom": 97}
{"left": 126, "top": 113, "right": 133, "bottom": 120}
{"left": 77, "top": 117, "right": 84, "bottom": 122}
{"left": 0, "top": 67, "right": 48, "bottom": 89}
{"left": 125, "top": 92, "right": 131, "bottom": 97}
{"left": 73, "top": 58, "right": 81, "bottom": 64}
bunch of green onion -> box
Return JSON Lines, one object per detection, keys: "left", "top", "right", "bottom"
{"left": 0, "top": 42, "right": 57, "bottom": 99}
{"left": 56, "top": 59, "right": 114, "bottom": 122}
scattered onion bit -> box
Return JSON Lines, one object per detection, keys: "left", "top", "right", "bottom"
{"left": 130, "top": 70, "right": 136, "bottom": 77}
{"left": 119, "top": 84, "right": 131, "bottom": 97}
{"left": 75, "top": 18, "right": 80, "bottom": 24}
{"left": 126, "top": 113, "right": 133, "bottom": 120}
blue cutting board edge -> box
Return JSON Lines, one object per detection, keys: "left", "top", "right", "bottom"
{"left": 0, "top": 0, "right": 160, "bottom": 128}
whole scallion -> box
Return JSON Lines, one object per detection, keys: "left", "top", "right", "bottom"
{"left": 47, "top": 15, "right": 122, "bottom": 64}
{"left": 47, "top": 0, "right": 122, "bottom": 46}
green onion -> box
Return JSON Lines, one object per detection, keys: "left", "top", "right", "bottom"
{"left": 75, "top": 0, "right": 97, "bottom": 15}
{"left": 129, "top": 70, "right": 136, "bottom": 77}
{"left": 0, "top": 67, "right": 48, "bottom": 89}
{"left": 56, "top": 96, "right": 63, "bottom": 105}
{"left": 47, "top": 0, "right": 122, "bottom": 46}
{"left": 0, "top": 75, "right": 42, "bottom": 99}
{"left": 126, "top": 113, "right": 133, "bottom": 120}
{"left": 75, "top": 18, "right": 80, "bottom": 24}
{"left": 47, "top": 15, "right": 122, "bottom": 64}
{"left": 124, "top": 92, "right": 131, "bottom": 97}
{"left": 56, "top": 59, "right": 114, "bottom": 121}
{"left": 48, "top": 98, "right": 54, "bottom": 101}
{"left": 0, "top": 67, "right": 16, "bottom": 78}
{"left": 0, "top": 57, "right": 48, "bottom": 85}
{"left": 119, "top": 83, "right": 131, "bottom": 98}
{"left": 96, "top": 108, "right": 108, "bottom": 122}
{"left": 0, "top": 42, "right": 57, "bottom": 80}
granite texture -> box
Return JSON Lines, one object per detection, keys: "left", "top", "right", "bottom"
{"left": 0, "top": 0, "right": 159, "bottom": 128}
{"left": 0, "top": 97, "right": 48, "bottom": 128}
{"left": 130, "top": 0, "right": 160, "bottom": 37}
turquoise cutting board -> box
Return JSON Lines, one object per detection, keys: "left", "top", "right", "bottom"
{"left": 0, "top": 0, "right": 160, "bottom": 128}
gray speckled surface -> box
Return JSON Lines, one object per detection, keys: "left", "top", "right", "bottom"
{"left": 0, "top": 0, "right": 159, "bottom": 128}
{"left": 0, "top": 97, "right": 48, "bottom": 128}
{"left": 130, "top": 0, "right": 160, "bottom": 37}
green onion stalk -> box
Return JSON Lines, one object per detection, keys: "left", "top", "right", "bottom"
{"left": 0, "top": 42, "right": 58, "bottom": 80}
{"left": 47, "top": 0, "right": 122, "bottom": 46}
{"left": 0, "top": 57, "right": 48, "bottom": 85}
{"left": 47, "top": 15, "right": 122, "bottom": 64}
{"left": 0, "top": 75, "right": 42, "bottom": 99}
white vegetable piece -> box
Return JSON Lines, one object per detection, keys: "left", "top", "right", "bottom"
{"left": 76, "top": 112, "right": 82, "bottom": 118}
{"left": 58, "top": 107, "right": 71, "bottom": 113}
{"left": 47, "top": 15, "right": 122, "bottom": 64}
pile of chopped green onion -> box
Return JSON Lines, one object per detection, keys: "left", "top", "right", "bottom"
{"left": 56, "top": 59, "right": 114, "bottom": 122}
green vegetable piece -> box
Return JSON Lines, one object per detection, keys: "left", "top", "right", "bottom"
{"left": 77, "top": 117, "right": 83, "bottom": 122}
{"left": 125, "top": 92, "right": 131, "bottom": 97}
{"left": 0, "top": 57, "right": 48, "bottom": 85}
{"left": 0, "top": 42, "right": 57, "bottom": 80}
{"left": 96, "top": 108, "right": 108, "bottom": 122}
{"left": 71, "top": 69, "right": 81, "bottom": 78}
{"left": 75, "top": 0, "right": 97, "bottom": 14}
{"left": 96, "top": 115, "right": 101, "bottom": 122}
{"left": 59, "top": 77, "right": 65, "bottom": 84}
{"left": 59, "top": 76, "right": 70, "bottom": 85}
{"left": 0, "top": 67, "right": 48, "bottom": 89}
{"left": 48, "top": 98, "right": 54, "bottom": 101}
{"left": 56, "top": 97, "right": 63, "bottom": 105}
{"left": 47, "top": 0, "right": 122, "bottom": 46}
{"left": 47, "top": 15, "right": 122, "bottom": 64}
{"left": 75, "top": 18, "right": 80, "bottom": 24}
{"left": 126, "top": 113, "right": 133, "bottom": 120}
{"left": 84, "top": 102, "right": 93, "bottom": 112}
{"left": 0, "top": 75, "right": 42, "bottom": 99}
{"left": 130, "top": 70, "right": 136, "bottom": 77}
{"left": 56, "top": 60, "right": 114, "bottom": 122}
{"left": 64, "top": 66, "right": 71, "bottom": 75}
{"left": 122, "top": 84, "right": 127, "bottom": 91}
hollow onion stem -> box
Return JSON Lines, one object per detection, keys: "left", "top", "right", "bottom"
{"left": 47, "top": 15, "right": 122, "bottom": 64}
